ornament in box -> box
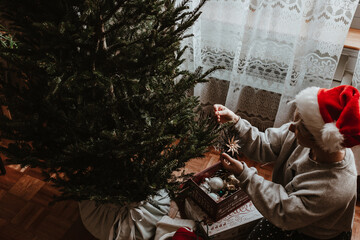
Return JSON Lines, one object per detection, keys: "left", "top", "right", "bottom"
{"left": 206, "top": 177, "right": 224, "bottom": 192}
{"left": 198, "top": 170, "right": 242, "bottom": 203}
{"left": 185, "top": 162, "right": 251, "bottom": 221}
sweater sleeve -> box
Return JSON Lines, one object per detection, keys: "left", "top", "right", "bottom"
{"left": 234, "top": 118, "right": 293, "bottom": 163}
{"left": 236, "top": 163, "right": 342, "bottom": 231}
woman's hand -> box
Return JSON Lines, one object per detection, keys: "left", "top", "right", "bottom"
{"left": 220, "top": 152, "right": 244, "bottom": 176}
{"left": 213, "top": 104, "right": 240, "bottom": 124}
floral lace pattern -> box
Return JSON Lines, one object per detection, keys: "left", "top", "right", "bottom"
{"left": 239, "top": 0, "right": 355, "bottom": 25}
{"left": 180, "top": 0, "right": 356, "bottom": 129}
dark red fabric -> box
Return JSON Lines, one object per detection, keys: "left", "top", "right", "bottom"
{"left": 172, "top": 227, "right": 204, "bottom": 240}
{"left": 317, "top": 85, "right": 360, "bottom": 148}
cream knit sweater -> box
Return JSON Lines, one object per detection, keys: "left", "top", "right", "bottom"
{"left": 234, "top": 119, "right": 357, "bottom": 239}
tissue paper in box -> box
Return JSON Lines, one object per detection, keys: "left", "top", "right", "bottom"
{"left": 184, "top": 198, "right": 262, "bottom": 240}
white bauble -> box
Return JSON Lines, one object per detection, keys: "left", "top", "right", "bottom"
{"left": 207, "top": 177, "right": 224, "bottom": 192}
{"left": 208, "top": 192, "right": 220, "bottom": 201}
{"left": 199, "top": 182, "right": 211, "bottom": 193}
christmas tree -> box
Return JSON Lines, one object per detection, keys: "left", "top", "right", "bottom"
{"left": 0, "top": 0, "right": 220, "bottom": 205}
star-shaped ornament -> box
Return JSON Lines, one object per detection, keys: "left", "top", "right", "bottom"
{"left": 226, "top": 136, "right": 240, "bottom": 156}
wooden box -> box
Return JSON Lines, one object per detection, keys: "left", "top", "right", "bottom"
{"left": 186, "top": 162, "right": 250, "bottom": 221}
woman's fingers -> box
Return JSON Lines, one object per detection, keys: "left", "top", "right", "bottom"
{"left": 214, "top": 104, "right": 228, "bottom": 123}
{"left": 214, "top": 107, "right": 221, "bottom": 123}
{"left": 214, "top": 104, "right": 225, "bottom": 116}
{"left": 214, "top": 104, "right": 239, "bottom": 123}
{"left": 220, "top": 153, "right": 233, "bottom": 170}
{"left": 220, "top": 152, "right": 243, "bottom": 175}
{"left": 213, "top": 104, "right": 224, "bottom": 112}
{"left": 221, "top": 152, "right": 235, "bottom": 163}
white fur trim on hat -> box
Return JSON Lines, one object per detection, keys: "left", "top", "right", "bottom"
{"left": 321, "top": 122, "right": 344, "bottom": 152}
{"left": 295, "top": 87, "right": 324, "bottom": 147}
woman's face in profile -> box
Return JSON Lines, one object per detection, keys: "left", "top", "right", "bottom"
{"left": 289, "top": 109, "right": 316, "bottom": 148}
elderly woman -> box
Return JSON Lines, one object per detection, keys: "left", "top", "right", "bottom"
{"left": 214, "top": 85, "right": 360, "bottom": 240}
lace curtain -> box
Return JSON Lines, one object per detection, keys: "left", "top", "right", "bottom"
{"left": 180, "top": 0, "right": 358, "bottom": 130}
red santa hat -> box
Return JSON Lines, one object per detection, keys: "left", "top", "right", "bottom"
{"left": 294, "top": 85, "right": 360, "bottom": 153}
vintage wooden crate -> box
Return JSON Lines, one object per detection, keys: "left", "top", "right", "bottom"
{"left": 186, "top": 162, "right": 251, "bottom": 221}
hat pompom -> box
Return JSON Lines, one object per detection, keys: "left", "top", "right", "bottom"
{"left": 321, "top": 122, "right": 344, "bottom": 152}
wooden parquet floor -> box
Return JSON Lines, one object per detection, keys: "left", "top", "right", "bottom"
{"left": 0, "top": 149, "right": 359, "bottom": 240}
{"left": 0, "top": 165, "right": 97, "bottom": 240}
